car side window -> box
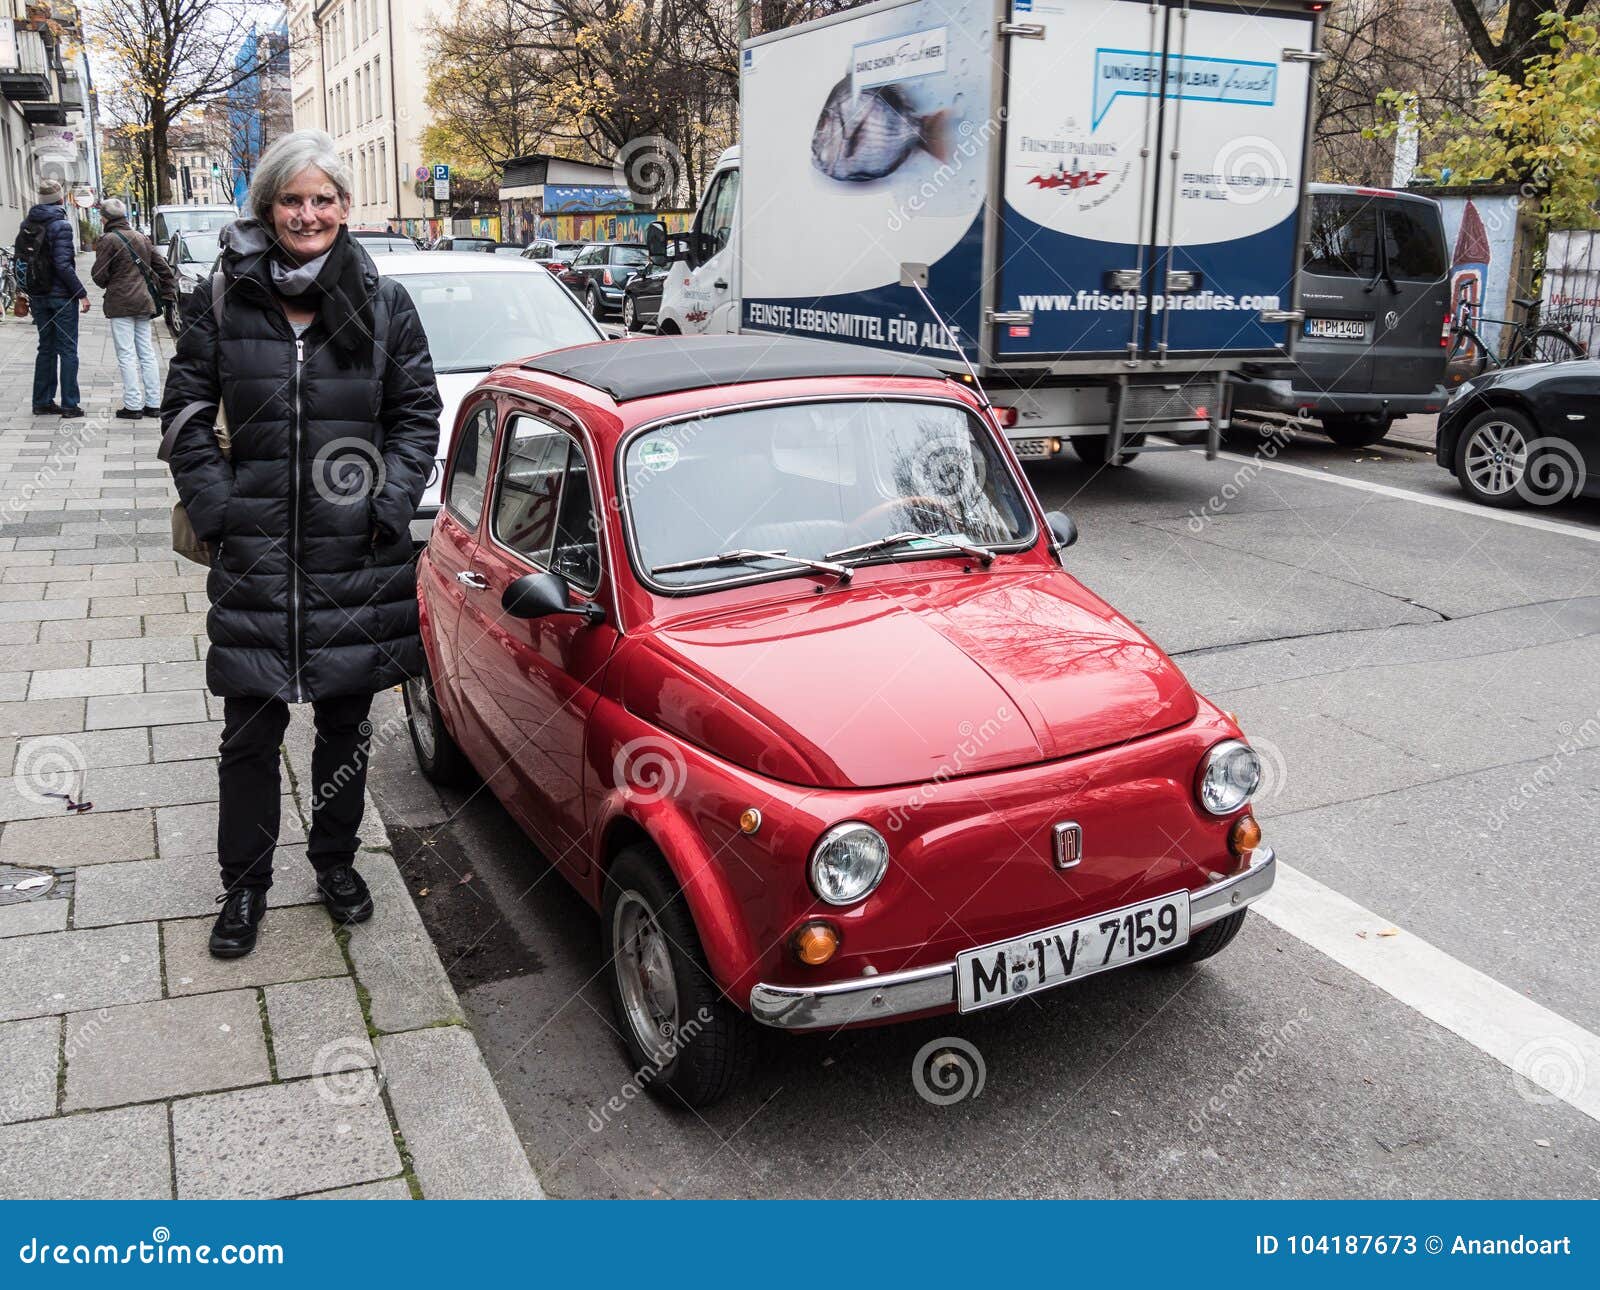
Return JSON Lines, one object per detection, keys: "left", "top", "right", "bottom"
{"left": 709, "top": 170, "right": 739, "bottom": 255}
{"left": 494, "top": 421, "right": 568, "bottom": 562}
{"left": 444, "top": 404, "right": 496, "bottom": 529}
{"left": 550, "top": 449, "right": 600, "bottom": 592}
{"left": 529, "top": 243, "right": 548, "bottom": 260}
{"left": 1303, "top": 197, "right": 1378, "bottom": 278}
{"left": 1382, "top": 205, "right": 1446, "bottom": 281}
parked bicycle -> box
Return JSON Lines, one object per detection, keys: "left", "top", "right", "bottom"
{"left": 1449, "top": 296, "right": 1584, "bottom": 373}
{"left": 0, "top": 247, "right": 19, "bottom": 313}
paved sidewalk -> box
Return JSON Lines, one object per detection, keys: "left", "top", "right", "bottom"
{"left": 0, "top": 263, "right": 541, "bottom": 1200}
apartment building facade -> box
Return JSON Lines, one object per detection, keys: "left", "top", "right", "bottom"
{"left": 287, "top": 0, "right": 441, "bottom": 234}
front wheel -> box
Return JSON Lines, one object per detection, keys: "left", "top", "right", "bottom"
{"left": 1321, "top": 413, "right": 1392, "bottom": 449}
{"left": 586, "top": 285, "right": 606, "bottom": 320}
{"left": 602, "top": 846, "right": 758, "bottom": 1108}
{"left": 623, "top": 295, "right": 642, "bottom": 332}
{"left": 401, "top": 664, "right": 474, "bottom": 786}
{"left": 1454, "top": 406, "right": 1575, "bottom": 508}
{"left": 1146, "top": 910, "right": 1248, "bottom": 966}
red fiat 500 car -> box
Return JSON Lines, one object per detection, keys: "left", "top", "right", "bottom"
{"left": 404, "top": 335, "right": 1276, "bottom": 1106}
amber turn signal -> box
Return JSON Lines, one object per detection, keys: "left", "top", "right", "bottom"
{"left": 739, "top": 808, "right": 762, "bottom": 835}
{"left": 1229, "top": 814, "right": 1262, "bottom": 862}
{"left": 792, "top": 921, "right": 840, "bottom": 966}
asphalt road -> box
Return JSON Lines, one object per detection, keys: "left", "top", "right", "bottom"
{"left": 366, "top": 418, "right": 1600, "bottom": 1199}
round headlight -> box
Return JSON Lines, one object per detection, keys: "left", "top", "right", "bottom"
{"left": 809, "top": 822, "right": 889, "bottom": 906}
{"left": 1197, "top": 740, "right": 1261, "bottom": 816}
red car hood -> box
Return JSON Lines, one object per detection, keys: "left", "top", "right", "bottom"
{"left": 619, "top": 571, "right": 1198, "bottom": 790}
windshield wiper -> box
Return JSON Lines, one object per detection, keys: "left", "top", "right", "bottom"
{"left": 824, "top": 531, "right": 996, "bottom": 566}
{"left": 651, "top": 548, "right": 852, "bottom": 581}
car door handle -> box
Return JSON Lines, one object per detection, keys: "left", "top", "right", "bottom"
{"left": 456, "top": 570, "right": 488, "bottom": 589}
{"left": 714, "top": 279, "right": 728, "bottom": 290}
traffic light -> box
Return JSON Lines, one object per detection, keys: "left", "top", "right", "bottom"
{"left": 211, "top": 161, "right": 221, "bottom": 177}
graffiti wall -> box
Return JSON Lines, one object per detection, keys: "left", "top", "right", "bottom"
{"left": 498, "top": 199, "right": 692, "bottom": 247}
{"left": 1432, "top": 191, "right": 1534, "bottom": 359}
{"left": 1543, "top": 229, "right": 1600, "bottom": 356}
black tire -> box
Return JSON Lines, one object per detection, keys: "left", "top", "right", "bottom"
{"left": 601, "top": 846, "right": 758, "bottom": 1108}
{"left": 1071, "top": 432, "right": 1146, "bottom": 467}
{"left": 401, "top": 663, "right": 474, "bottom": 786}
{"left": 656, "top": 318, "right": 680, "bottom": 335}
{"left": 586, "top": 285, "right": 606, "bottom": 320}
{"left": 1321, "top": 413, "right": 1392, "bottom": 449}
{"left": 1515, "top": 326, "right": 1584, "bottom": 366}
{"left": 622, "top": 295, "right": 642, "bottom": 332}
{"left": 1453, "top": 405, "right": 1574, "bottom": 509}
{"left": 1147, "top": 909, "right": 1248, "bottom": 967}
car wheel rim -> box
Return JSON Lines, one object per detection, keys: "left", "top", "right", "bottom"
{"left": 1464, "top": 421, "right": 1528, "bottom": 496}
{"left": 404, "top": 674, "right": 436, "bottom": 760}
{"left": 624, "top": 300, "right": 634, "bottom": 326}
{"left": 613, "top": 890, "right": 679, "bottom": 1065}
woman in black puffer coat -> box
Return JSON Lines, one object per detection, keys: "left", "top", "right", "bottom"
{"left": 164, "top": 129, "right": 440, "bottom": 959}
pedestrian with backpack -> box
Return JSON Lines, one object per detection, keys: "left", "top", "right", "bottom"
{"left": 15, "top": 179, "right": 90, "bottom": 417}
{"left": 90, "top": 197, "right": 177, "bottom": 420}
{"left": 162, "top": 129, "right": 441, "bottom": 958}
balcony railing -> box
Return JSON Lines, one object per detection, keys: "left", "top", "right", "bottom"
{"left": 1, "top": 27, "right": 53, "bottom": 101}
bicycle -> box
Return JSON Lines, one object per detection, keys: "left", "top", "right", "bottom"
{"left": 0, "top": 247, "right": 18, "bottom": 314}
{"left": 1449, "top": 296, "right": 1584, "bottom": 373}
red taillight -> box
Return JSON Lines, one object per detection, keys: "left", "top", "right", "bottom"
{"left": 992, "top": 406, "right": 1019, "bottom": 429}
{"left": 602, "top": 269, "right": 614, "bottom": 285}
{"left": 1193, "top": 405, "right": 1209, "bottom": 419}
{"left": 1441, "top": 311, "right": 1452, "bottom": 346}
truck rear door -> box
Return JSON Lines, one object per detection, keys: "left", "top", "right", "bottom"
{"left": 992, "top": 0, "right": 1318, "bottom": 362}
{"left": 1367, "top": 196, "right": 1450, "bottom": 399}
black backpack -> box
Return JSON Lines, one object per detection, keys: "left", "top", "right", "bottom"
{"left": 14, "top": 219, "right": 54, "bottom": 296}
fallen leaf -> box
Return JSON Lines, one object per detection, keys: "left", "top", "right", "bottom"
{"left": 417, "top": 887, "right": 430, "bottom": 897}
{"left": 1377, "top": 927, "right": 1400, "bottom": 938}
{"left": 1535, "top": 1139, "right": 1551, "bottom": 1148}
{"left": 457, "top": 871, "right": 474, "bottom": 885}
{"left": 1356, "top": 930, "right": 1368, "bottom": 939}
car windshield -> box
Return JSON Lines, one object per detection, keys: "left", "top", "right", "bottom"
{"left": 179, "top": 232, "right": 221, "bottom": 264}
{"left": 624, "top": 400, "right": 1035, "bottom": 590}
{"left": 392, "top": 271, "right": 601, "bottom": 373}
{"left": 453, "top": 239, "right": 493, "bottom": 251}
{"left": 155, "top": 209, "right": 234, "bottom": 240}
{"left": 359, "top": 237, "right": 417, "bottom": 253}
{"left": 493, "top": 245, "right": 525, "bottom": 256}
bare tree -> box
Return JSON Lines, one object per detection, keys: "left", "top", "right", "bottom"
{"left": 87, "top": 0, "right": 301, "bottom": 203}
{"left": 1450, "top": 0, "right": 1592, "bottom": 82}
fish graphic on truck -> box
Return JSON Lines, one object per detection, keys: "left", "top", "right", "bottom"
{"left": 652, "top": 0, "right": 1322, "bottom": 465}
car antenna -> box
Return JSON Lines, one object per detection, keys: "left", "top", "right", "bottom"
{"left": 900, "top": 262, "right": 997, "bottom": 416}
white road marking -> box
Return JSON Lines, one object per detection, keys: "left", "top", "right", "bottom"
{"left": 1257, "top": 862, "right": 1600, "bottom": 1125}
{"left": 1217, "top": 451, "right": 1600, "bottom": 545}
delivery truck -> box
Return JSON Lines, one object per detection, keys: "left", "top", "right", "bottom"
{"left": 651, "top": 0, "right": 1326, "bottom": 463}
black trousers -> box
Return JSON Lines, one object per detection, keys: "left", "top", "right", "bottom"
{"left": 217, "top": 692, "right": 375, "bottom": 891}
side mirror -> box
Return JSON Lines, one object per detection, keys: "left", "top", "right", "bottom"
{"left": 665, "top": 231, "right": 695, "bottom": 268}
{"left": 502, "top": 571, "right": 606, "bottom": 626}
{"left": 645, "top": 220, "right": 668, "bottom": 261}
{"left": 1044, "top": 511, "right": 1078, "bottom": 558}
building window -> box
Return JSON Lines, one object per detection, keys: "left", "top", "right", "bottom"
{"left": 372, "top": 56, "right": 381, "bottom": 118}
{"left": 378, "top": 138, "right": 387, "bottom": 205}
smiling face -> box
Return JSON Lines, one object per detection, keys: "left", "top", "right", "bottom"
{"left": 271, "top": 166, "right": 349, "bottom": 263}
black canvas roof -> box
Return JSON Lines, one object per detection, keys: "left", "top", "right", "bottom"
{"left": 518, "top": 335, "right": 948, "bottom": 402}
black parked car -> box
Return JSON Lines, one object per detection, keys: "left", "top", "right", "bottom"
{"left": 1436, "top": 358, "right": 1600, "bottom": 507}
{"left": 430, "top": 236, "right": 500, "bottom": 253}
{"left": 557, "top": 242, "right": 648, "bottom": 319}
{"left": 622, "top": 256, "right": 668, "bottom": 331}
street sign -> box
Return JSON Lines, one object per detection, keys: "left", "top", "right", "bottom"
{"left": 433, "top": 178, "right": 450, "bottom": 201}
{"left": 432, "top": 164, "right": 449, "bottom": 181}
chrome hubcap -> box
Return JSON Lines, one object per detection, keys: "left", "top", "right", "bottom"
{"left": 404, "top": 674, "right": 436, "bottom": 760}
{"left": 1464, "top": 421, "right": 1528, "bottom": 496}
{"left": 612, "top": 891, "right": 679, "bottom": 1065}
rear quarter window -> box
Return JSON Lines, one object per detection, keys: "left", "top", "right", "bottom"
{"left": 1303, "top": 196, "right": 1379, "bottom": 278}
{"left": 1383, "top": 205, "right": 1447, "bottom": 280}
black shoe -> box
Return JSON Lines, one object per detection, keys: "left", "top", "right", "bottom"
{"left": 31, "top": 402, "right": 61, "bottom": 415}
{"left": 59, "top": 406, "right": 85, "bottom": 418}
{"left": 143, "top": 406, "right": 162, "bottom": 418}
{"left": 115, "top": 408, "right": 143, "bottom": 420}
{"left": 209, "top": 888, "right": 268, "bottom": 958}
{"left": 318, "top": 863, "right": 374, "bottom": 923}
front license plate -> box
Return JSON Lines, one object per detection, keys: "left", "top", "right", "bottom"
{"left": 956, "top": 891, "right": 1190, "bottom": 1012}
{"left": 1303, "top": 317, "right": 1367, "bottom": 341}
{"left": 1010, "top": 437, "right": 1051, "bottom": 459}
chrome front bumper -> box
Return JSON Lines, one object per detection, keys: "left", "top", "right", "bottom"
{"left": 748, "top": 847, "right": 1277, "bottom": 1030}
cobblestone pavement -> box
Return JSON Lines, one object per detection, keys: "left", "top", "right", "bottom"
{"left": 0, "top": 262, "right": 541, "bottom": 1200}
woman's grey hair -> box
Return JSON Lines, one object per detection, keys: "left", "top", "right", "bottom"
{"left": 246, "top": 129, "right": 353, "bottom": 225}
{"left": 100, "top": 197, "right": 126, "bottom": 219}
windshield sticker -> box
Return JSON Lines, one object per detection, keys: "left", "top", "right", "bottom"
{"left": 638, "top": 439, "right": 680, "bottom": 472}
